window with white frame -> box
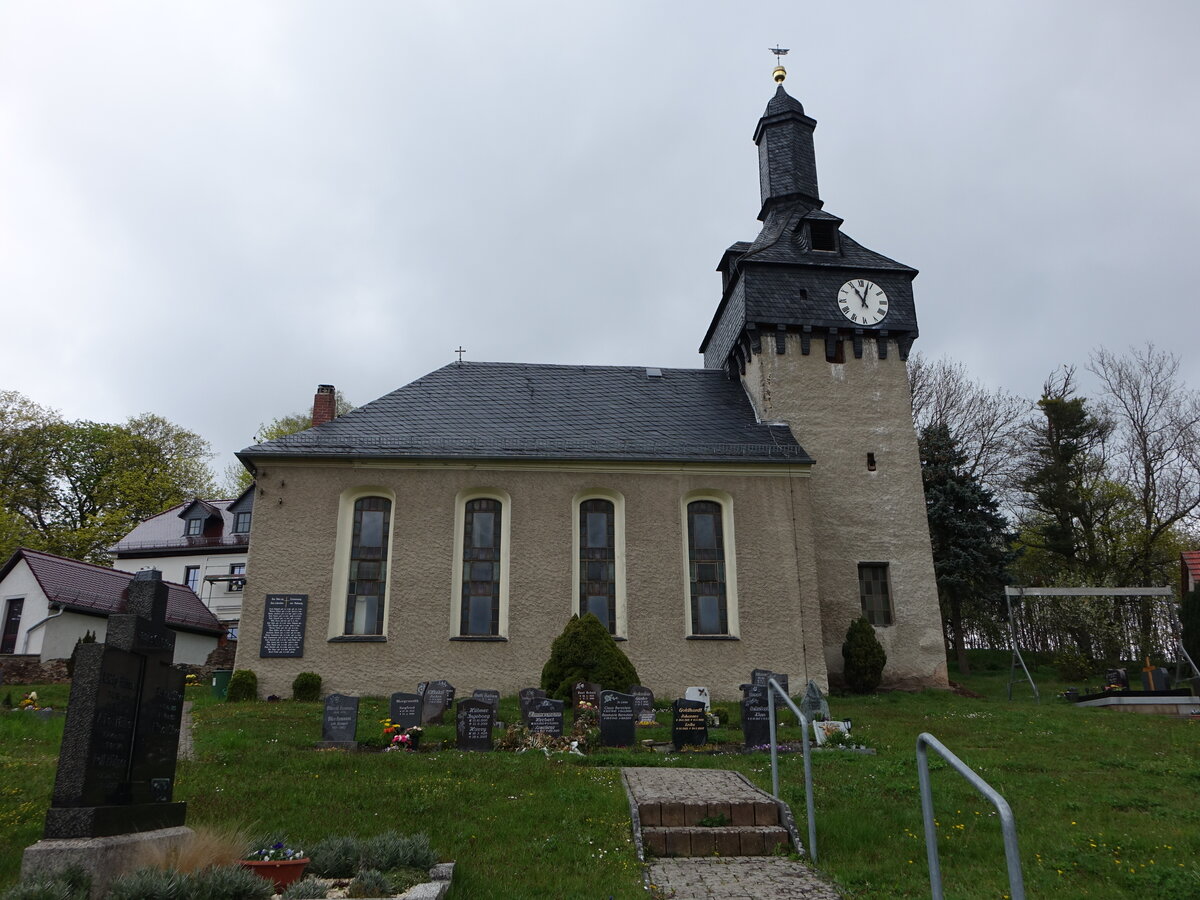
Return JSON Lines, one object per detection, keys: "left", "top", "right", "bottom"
{"left": 682, "top": 493, "right": 739, "bottom": 637}
{"left": 228, "top": 563, "right": 246, "bottom": 592}
{"left": 184, "top": 566, "right": 200, "bottom": 592}
{"left": 451, "top": 491, "right": 510, "bottom": 639}
{"left": 345, "top": 497, "right": 391, "bottom": 635}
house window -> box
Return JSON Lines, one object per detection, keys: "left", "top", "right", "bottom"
{"left": 687, "top": 500, "right": 728, "bottom": 635}
{"left": 859, "top": 563, "right": 893, "bottom": 626}
{"left": 184, "top": 566, "right": 200, "bottom": 592}
{"left": 460, "top": 498, "right": 502, "bottom": 635}
{"left": 1, "top": 597, "right": 23, "bottom": 655}
{"left": 345, "top": 497, "right": 390, "bottom": 635}
{"left": 233, "top": 512, "right": 251, "bottom": 533}
{"left": 185, "top": 518, "right": 202, "bottom": 536}
{"left": 579, "top": 499, "right": 616, "bottom": 633}
{"left": 228, "top": 563, "right": 246, "bottom": 592}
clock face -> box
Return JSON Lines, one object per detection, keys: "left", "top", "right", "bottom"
{"left": 837, "top": 279, "right": 889, "bottom": 326}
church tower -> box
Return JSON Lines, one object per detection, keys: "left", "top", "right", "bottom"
{"left": 701, "top": 71, "right": 947, "bottom": 689}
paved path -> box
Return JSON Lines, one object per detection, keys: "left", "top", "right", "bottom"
{"left": 623, "top": 768, "right": 843, "bottom": 899}
{"left": 646, "top": 857, "right": 843, "bottom": 900}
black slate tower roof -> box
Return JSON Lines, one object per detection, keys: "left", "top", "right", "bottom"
{"left": 701, "top": 82, "right": 920, "bottom": 371}
{"left": 239, "top": 362, "right": 809, "bottom": 465}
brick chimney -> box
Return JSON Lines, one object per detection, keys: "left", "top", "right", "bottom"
{"left": 312, "top": 384, "right": 336, "bottom": 427}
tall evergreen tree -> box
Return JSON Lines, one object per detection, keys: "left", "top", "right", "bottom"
{"left": 920, "top": 422, "right": 1015, "bottom": 675}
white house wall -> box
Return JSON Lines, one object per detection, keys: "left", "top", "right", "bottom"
{"left": 112, "top": 552, "right": 247, "bottom": 623}
{"left": 2, "top": 560, "right": 50, "bottom": 657}
{"left": 40, "top": 612, "right": 217, "bottom": 666}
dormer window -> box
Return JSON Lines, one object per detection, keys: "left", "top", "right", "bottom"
{"left": 809, "top": 221, "right": 839, "bottom": 252}
{"left": 233, "top": 512, "right": 251, "bottom": 534}
{"left": 185, "top": 518, "right": 203, "bottom": 536}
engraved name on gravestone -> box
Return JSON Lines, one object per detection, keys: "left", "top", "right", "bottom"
{"left": 389, "top": 692, "right": 423, "bottom": 730}
{"left": 44, "top": 569, "right": 187, "bottom": 839}
{"left": 455, "top": 698, "right": 494, "bottom": 751}
{"left": 526, "top": 698, "right": 564, "bottom": 736}
{"left": 518, "top": 687, "right": 547, "bottom": 724}
{"left": 420, "top": 680, "right": 455, "bottom": 725}
{"left": 599, "top": 690, "right": 636, "bottom": 747}
{"left": 672, "top": 699, "right": 708, "bottom": 751}
{"left": 742, "top": 689, "right": 771, "bottom": 748}
{"left": 322, "top": 694, "right": 359, "bottom": 743}
{"left": 258, "top": 594, "right": 308, "bottom": 658}
{"left": 752, "top": 668, "right": 789, "bottom": 697}
{"left": 472, "top": 689, "right": 501, "bottom": 711}
{"left": 572, "top": 681, "right": 600, "bottom": 710}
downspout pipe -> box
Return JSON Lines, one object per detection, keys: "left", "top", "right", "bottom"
{"left": 20, "top": 603, "right": 65, "bottom": 655}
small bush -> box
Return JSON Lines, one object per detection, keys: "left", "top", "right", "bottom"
{"left": 307, "top": 835, "right": 363, "bottom": 878}
{"left": 189, "top": 865, "right": 273, "bottom": 900}
{"left": 401, "top": 833, "right": 437, "bottom": 869}
{"left": 361, "top": 831, "right": 406, "bottom": 871}
{"left": 281, "top": 878, "right": 329, "bottom": 900}
{"left": 1054, "top": 646, "right": 1094, "bottom": 682}
{"left": 347, "top": 869, "right": 392, "bottom": 899}
{"left": 842, "top": 618, "right": 887, "bottom": 693}
{"left": 226, "top": 669, "right": 258, "bottom": 703}
{"left": 540, "top": 613, "right": 640, "bottom": 701}
{"left": 106, "top": 867, "right": 188, "bottom": 900}
{"left": 292, "top": 672, "right": 322, "bottom": 702}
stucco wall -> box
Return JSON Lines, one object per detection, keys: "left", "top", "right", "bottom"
{"left": 2, "top": 561, "right": 49, "bottom": 657}
{"left": 39, "top": 613, "right": 218, "bottom": 666}
{"left": 235, "top": 461, "right": 829, "bottom": 700}
{"left": 742, "top": 334, "right": 948, "bottom": 689}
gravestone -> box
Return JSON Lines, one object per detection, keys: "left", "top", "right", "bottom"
{"left": 684, "top": 686, "right": 710, "bottom": 710}
{"left": 672, "top": 699, "right": 708, "bottom": 751}
{"left": 42, "top": 569, "right": 186, "bottom": 839}
{"left": 1105, "top": 668, "right": 1128, "bottom": 689}
{"left": 455, "top": 698, "right": 494, "bottom": 751}
{"left": 629, "top": 685, "right": 656, "bottom": 725}
{"left": 388, "top": 692, "right": 422, "bottom": 730}
{"left": 321, "top": 694, "right": 359, "bottom": 745}
{"left": 518, "top": 687, "right": 547, "bottom": 724}
{"left": 599, "top": 690, "right": 636, "bottom": 747}
{"left": 572, "top": 681, "right": 601, "bottom": 717}
{"left": 526, "top": 698, "right": 565, "bottom": 736}
{"left": 752, "top": 668, "right": 790, "bottom": 697}
{"left": 472, "top": 689, "right": 501, "bottom": 711}
{"left": 258, "top": 594, "right": 308, "bottom": 658}
{"left": 799, "top": 679, "right": 831, "bottom": 723}
{"left": 741, "top": 688, "right": 771, "bottom": 748}
{"left": 420, "top": 680, "right": 455, "bottom": 724}
{"left": 812, "top": 720, "right": 851, "bottom": 746}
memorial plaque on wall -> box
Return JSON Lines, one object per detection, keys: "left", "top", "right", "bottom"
{"left": 742, "top": 691, "right": 771, "bottom": 748}
{"left": 455, "top": 699, "right": 494, "bottom": 751}
{"left": 322, "top": 694, "right": 359, "bottom": 743}
{"left": 519, "top": 687, "right": 547, "bottom": 723}
{"left": 672, "top": 699, "right": 708, "bottom": 751}
{"left": 259, "top": 594, "right": 308, "bottom": 658}
{"left": 527, "top": 698, "right": 564, "bottom": 736}
{"left": 599, "top": 690, "right": 636, "bottom": 747}
{"left": 389, "top": 692, "right": 422, "bottom": 730}
{"left": 421, "top": 680, "right": 455, "bottom": 724}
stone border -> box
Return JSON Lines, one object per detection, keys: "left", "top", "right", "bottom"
{"left": 618, "top": 769, "right": 647, "bottom": 861}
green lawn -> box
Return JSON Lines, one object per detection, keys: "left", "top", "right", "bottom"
{"left": 2, "top": 663, "right": 1198, "bottom": 898}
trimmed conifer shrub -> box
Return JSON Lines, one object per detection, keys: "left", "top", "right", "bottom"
{"left": 842, "top": 617, "right": 887, "bottom": 693}
{"left": 291, "top": 672, "right": 322, "bottom": 702}
{"left": 226, "top": 669, "right": 258, "bottom": 702}
{"left": 540, "top": 613, "right": 640, "bottom": 702}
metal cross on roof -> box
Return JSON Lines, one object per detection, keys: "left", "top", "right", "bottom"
{"left": 455, "top": 346, "right": 466, "bottom": 364}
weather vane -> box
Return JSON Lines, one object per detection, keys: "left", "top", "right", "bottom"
{"left": 455, "top": 346, "right": 466, "bottom": 364}
{"left": 770, "top": 45, "right": 789, "bottom": 83}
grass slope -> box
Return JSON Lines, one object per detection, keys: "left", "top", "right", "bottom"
{"left": 2, "top": 662, "right": 1198, "bottom": 898}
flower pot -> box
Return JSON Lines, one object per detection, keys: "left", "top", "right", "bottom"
{"left": 240, "top": 857, "right": 310, "bottom": 893}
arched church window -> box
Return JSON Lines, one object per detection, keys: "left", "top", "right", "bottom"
{"left": 461, "top": 498, "right": 502, "bottom": 635}
{"left": 687, "top": 500, "right": 728, "bottom": 635}
{"left": 345, "top": 496, "right": 390, "bottom": 635}
{"left": 579, "top": 499, "right": 616, "bottom": 632}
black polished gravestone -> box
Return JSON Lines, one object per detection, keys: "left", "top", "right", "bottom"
{"left": 571, "top": 681, "right": 601, "bottom": 718}
{"left": 672, "top": 699, "right": 708, "bottom": 751}
{"left": 419, "top": 680, "right": 455, "bottom": 725}
{"left": 629, "top": 685, "right": 655, "bottom": 725}
{"left": 455, "top": 699, "right": 495, "bottom": 752}
{"left": 526, "top": 698, "right": 565, "bottom": 736}
{"left": 320, "top": 694, "right": 359, "bottom": 746}
{"left": 518, "top": 687, "right": 547, "bottom": 724}
{"left": 388, "top": 692, "right": 422, "bottom": 730}
{"left": 599, "top": 691, "right": 637, "bottom": 747}
{"left": 741, "top": 688, "right": 771, "bottom": 748}
{"left": 472, "top": 689, "right": 501, "bottom": 712}
{"left": 43, "top": 570, "right": 187, "bottom": 839}
{"left": 751, "top": 668, "right": 789, "bottom": 697}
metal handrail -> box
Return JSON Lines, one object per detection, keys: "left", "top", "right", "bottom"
{"left": 765, "top": 677, "right": 817, "bottom": 861}
{"left": 916, "top": 733, "right": 1024, "bottom": 900}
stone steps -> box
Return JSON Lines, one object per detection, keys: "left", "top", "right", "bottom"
{"left": 642, "top": 824, "right": 791, "bottom": 857}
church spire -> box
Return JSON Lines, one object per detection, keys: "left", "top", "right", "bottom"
{"left": 752, "top": 77, "right": 820, "bottom": 218}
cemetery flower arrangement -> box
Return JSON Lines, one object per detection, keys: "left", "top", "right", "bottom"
{"left": 18, "top": 691, "right": 46, "bottom": 711}
{"left": 244, "top": 840, "right": 306, "bottom": 861}
{"left": 184, "top": 673, "right": 201, "bottom": 687}
{"left": 380, "top": 717, "right": 422, "bottom": 751}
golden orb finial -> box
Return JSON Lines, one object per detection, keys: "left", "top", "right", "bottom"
{"left": 773, "top": 65, "right": 787, "bottom": 84}
{"left": 769, "top": 46, "right": 790, "bottom": 84}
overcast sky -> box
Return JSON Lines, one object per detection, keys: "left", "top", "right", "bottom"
{"left": 2, "top": 1, "right": 1197, "bottom": 486}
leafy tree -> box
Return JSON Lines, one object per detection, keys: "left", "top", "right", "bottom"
{"left": 841, "top": 618, "right": 886, "bottom": 693}
{"left": 0, "top": 391, "right": 215, "bottom": 564}
{"left": 920, "top": 423, "right": 1015, "bottom": 675}
{"left": 540, "top": 613, "right": 640, "bottom": 701}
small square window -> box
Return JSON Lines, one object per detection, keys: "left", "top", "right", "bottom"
{"left": 809, "top": 221, "right": 839, "bottom": 252}
{"left": 859, "top": 563, "right": 893, "bottom": 626}
{"left": 185, "top": 518, "right": 202, "bottom": 536}
{"left": 233, "top": 512, "right": 251, "bottom": 533}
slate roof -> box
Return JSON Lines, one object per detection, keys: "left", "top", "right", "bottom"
{"left": 109, "top": 499, "right": 248, "bottom": 556}
{"left": 0, "top": 549, "right": 223, "bottom": 635}
{"left": 239, "top": 362, "right": 810, "bottom": 465}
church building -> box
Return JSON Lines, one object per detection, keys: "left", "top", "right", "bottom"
{"left": 233, "top": 71, "right": 948, "bottom": 700}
